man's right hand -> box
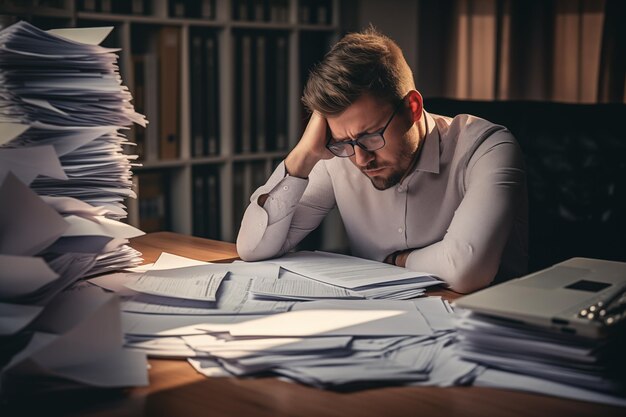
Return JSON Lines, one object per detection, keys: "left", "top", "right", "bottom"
{"left": 284, "top": 112, "right": 334, "bottom": 179}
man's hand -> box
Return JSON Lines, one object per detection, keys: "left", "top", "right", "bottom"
{"left": 383, "top": 249, "right": 412, "bottom": 267}
{"left": 257, "top": 113, "right": 333, "bottom": 208}
{"left": 284, "top": 112, "right": 334, "bottom": 179}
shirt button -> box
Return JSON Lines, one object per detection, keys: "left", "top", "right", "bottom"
{"left": 283, "top": 185, "right": 289, "bottom": 191}
{"left": 397, "top": 186, "right": 404, "bottom": 192}
{"left": 398, "top": 228, "right": 403, "bottom": 233}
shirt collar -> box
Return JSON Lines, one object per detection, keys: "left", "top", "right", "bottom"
{"left": 413, "top": 110, "right": 440, "bottom": 174}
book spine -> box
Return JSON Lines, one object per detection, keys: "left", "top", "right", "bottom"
{"left": 240, "top": 34, "right": 252, "bottom": 154}
{"left": 275, "top": 35, "right": 287, "bottom": 151}
{"left": 205, "top": 35, "right": 219, "bottom": 156}
{"left": 193, "top": 169, "right": 205, "bottom": 236}
{"left": 255, "top": 35, "right": 266, "bottom": 152}
{"left": 143, "top": 52, "right": 160, "bottom": 162}
{"left": 206, "top": 168, "right": 221, "bottom": 239}
{"left": 190, "top": 33, "right": 204, "bottom": 158}
{"left": 158, "top": 26, "right": 180, "bottom": 160}
{"left": 132, "top": 54, "right": 146, "bottom": 160}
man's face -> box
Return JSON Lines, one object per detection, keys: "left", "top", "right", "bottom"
{"left": 327, "top": 94, "right": 419, "bottom": 190}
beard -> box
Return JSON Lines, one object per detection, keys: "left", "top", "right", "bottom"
{"left": 358, "top": 127, "right": 421, "bottom": 190}
{"left": 363, "top": 165, "right": 405, "bottom": 190}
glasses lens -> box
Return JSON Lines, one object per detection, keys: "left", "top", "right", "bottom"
{"left": 357, "top": 134, "right": 385, "bottom": 151}
{"left": 327, "top": 142, "right": 354, "bottom": 157}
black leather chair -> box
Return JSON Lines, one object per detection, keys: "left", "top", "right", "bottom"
{"left": 426, "top": 98, "right": 626, "bottom": 272}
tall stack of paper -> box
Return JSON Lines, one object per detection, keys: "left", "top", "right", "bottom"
{"left": 0, "top": 21, "right": 146, "bottom": 275}
{"left": 0, "top": 21, "right": 148, "bottom": 396}
{"left": 454, "top": 310, "right": 626, "bottom": 403}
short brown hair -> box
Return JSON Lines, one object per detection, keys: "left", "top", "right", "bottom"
{"left": 302, "top": 27, "right": 415, "bottom": 116}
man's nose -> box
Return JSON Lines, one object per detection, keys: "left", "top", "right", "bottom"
{"left": 354, "top": 145, "right": 375, "bottom": 167}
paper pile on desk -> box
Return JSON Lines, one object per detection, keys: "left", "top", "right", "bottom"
{"left": 88, "top": 251, "right": 474, "bottom": 388}
{"left": 454, "top": 309, "right": 626, "bottom": 407}
{"left": 0, "top": 21, "right": 148, "bottom": 395}
{"left": 272, "top": 251, "right": 442, "bottom": 300}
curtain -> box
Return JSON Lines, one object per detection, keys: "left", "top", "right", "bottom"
{"left": 417, "top": 0, "right": 625, "bottom": 103}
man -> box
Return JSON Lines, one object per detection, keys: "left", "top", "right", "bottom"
{"left": 237, "top": 28, "right": 527, "bottom": 294}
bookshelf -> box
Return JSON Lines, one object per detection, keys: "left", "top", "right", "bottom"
{"left": 0, "top": 0, "right": 340, "bottom": 243}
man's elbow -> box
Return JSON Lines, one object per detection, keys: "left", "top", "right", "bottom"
{"left": 236, "top": 240, "right": 262, "bottom": 262}
{"left": 445, "top": 259, "right": 497, "bottom": 294}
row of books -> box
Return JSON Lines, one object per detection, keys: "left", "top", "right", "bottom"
{"left": 78, "top": 0, "right": 216, "bottom": 18}
{"left": 234, "top": 31, "right": 289, "bottom": 154}
{"left": 137, "top": 171, "right": 170, "bottom": 233}
{"left": 232, "top": 0, "right": 289, "bottom": 23}
{"left": 132, "top": 26, "right": 181, "bottom": 161}
{"left": 190, "top": 29, "right": 220, "bottom": 157}
{"left": 169, "top": 0, "right": 216, "bottom": 19}
{"left": 79, "top": 0, "right": 151, "bottom": 15}
{"left": 1, "top": 0, "right": 66, "bottom": 9}
{"left": 57, "top": 0, "right": 332, "bottom": 23}
{"left": 298, "top": 0, "right": 333, "bottom": 25}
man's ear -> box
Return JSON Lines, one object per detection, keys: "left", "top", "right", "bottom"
{"left": 406, "top": 90, "right": 423, "bottom": 122}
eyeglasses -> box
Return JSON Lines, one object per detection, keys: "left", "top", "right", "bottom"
{"left": 325, "top": 101, "right": 402, "bottom": 158}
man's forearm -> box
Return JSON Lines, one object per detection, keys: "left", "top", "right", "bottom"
{"left": 284, "top": 147, "right": 320, "bottom": 179}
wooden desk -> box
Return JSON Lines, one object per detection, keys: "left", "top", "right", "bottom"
{"left": 5, "top": 232, "right": 622, "bottom": 416}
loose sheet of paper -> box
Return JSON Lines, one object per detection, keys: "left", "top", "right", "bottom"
{"left": 125, "top": 270, "right": 227, "bottom": 302}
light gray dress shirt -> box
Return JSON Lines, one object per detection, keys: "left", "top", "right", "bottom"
{"left": 237, "top": 111, "right": 528, "bottom": 293}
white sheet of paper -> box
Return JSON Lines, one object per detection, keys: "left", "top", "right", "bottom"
{"left": 0, "top": 173, "right": 69, "bottom": 256}
{"left": 47, "top": 26, "right": 114, "bottom": 46}
{"left": 125, "top": 270, "right": 227, "bottom": 302}
{"left": 198, "top": 300, "right": 433, "bottom": 337}
{"left": 0, "top": 145, "right": 67, "bottom": 186}
{"left": 41, "top": 195, "right": 110, "bottom": 218}
{"left": 250, "top": 276, "right": 364, "bottom": 300}
{"left": 0, "top": 254, "right": 59, "bottom": 299}
{"left": 275, "top": 251, "right": 437, "bottom": 289}
{"left": 122, "top": 312, "right": 266, "bottom": 336}
{"left": 183, "top": 334, "right": 352, "bottom": 359}
{"left": 0, "top": 302, "right": 44, "bottom": 335}
{"left": 62, "top": 215, "right": 144, "bottom": 239}
{"left": 21, "top": 97, "right": 69, "bottom": 116}
{"left": 151, "top": 252, "right": 209, "bottom": 269}
{"left": 0, "top": 123, "right": 29, "bottom": 146}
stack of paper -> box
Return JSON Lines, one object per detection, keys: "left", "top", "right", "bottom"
{"left": 454, "top": 309, "right": 626, "bottom": 403}
{"left": 257, "top": 251, "right": 443, "bottom": 300}
{"left": 88, "top": 251, "right": 474, "bottom": 388}
{"left": 87, "top": 251, "right": 626, "bottom": 405}
{"left": 188, "top": 298, "right": 470, "bottom": 388}
{"left": 0, "top": 21, "right": 148, "bottom": 395}
{"left": 454, "top": 310, "right": 626, "bottom": 406}
{"left": 0, "top": 21, "right": 146, "bottom": 276}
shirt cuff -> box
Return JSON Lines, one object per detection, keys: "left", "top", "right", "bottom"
{"left": 263, "top": 171, "right": 308, "bottom": 225}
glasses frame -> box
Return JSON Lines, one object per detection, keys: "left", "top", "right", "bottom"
{"left": 325, "top": 100, "right": 403, "bottom": 158}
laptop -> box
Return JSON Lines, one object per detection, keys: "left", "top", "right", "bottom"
{"left": 453, "top": 257, "right": 626, "bottom": 339}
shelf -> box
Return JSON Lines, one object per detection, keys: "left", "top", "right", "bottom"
{"left": 2, "top": 0, "right": 340, "bottom": 243}
{"left": 231, "top": 151, "right": 287, "bottom": 162}
{"left": 77, "top": 11, "right": 225, "bottom": 27}
{"left": 0, "top": 5, "right": 72, "bottom": 18}
{"left": 133, "top": 160, "right": 187, "bottom": 170}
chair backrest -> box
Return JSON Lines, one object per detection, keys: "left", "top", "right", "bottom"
{"left": 426, "top": 98, "right": 626, "bottom": 272}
